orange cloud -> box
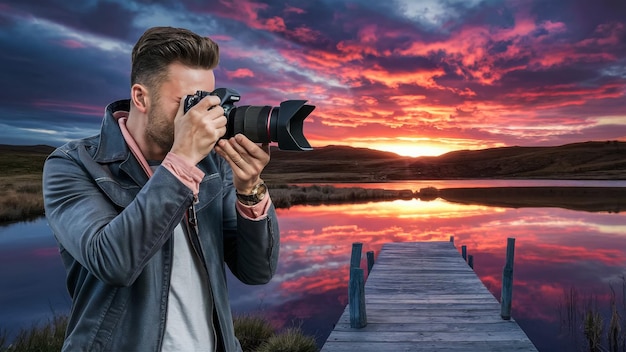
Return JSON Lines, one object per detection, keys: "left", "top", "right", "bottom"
{"left": 225, "top": 68, "right": 255, "bottom": 79}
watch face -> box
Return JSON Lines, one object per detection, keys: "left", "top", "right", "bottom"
{"left": 237, "top": 182, "right": 267, "bottom": 205}
{"left": 256, "top": 183, "right": 267, "bottom": 199}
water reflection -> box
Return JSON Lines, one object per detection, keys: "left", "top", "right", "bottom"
{"left": 1, "top": 194, "right": 624, "bottom": 351}
{"left": 0, "top": 219, "right": 69, "bottom": 335}
{"left": 227, "top": 199, "right": 626, "bottom": 351}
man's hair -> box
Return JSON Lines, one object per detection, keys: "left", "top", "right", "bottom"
{"left": 131, "top": 26, "right": 220, "bottom": 90}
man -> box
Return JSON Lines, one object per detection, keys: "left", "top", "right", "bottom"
{"left": 43, "top": 26, "right": 279, "bottom": 351}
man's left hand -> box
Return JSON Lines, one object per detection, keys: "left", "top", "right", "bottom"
{"left": 214, "top": 134, "right": 270, "bottom": 194}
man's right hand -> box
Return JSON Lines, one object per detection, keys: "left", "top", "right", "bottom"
{"left": 170, "top": 95, "right": 227, "bottom": 165}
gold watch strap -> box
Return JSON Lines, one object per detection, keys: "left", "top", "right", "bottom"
{"left": 236, "top": 182, "right": 267, "bottom": 205}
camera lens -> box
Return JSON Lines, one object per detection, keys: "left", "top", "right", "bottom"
{"left": 228, "top": 105, "right": 272, "bottom": 143}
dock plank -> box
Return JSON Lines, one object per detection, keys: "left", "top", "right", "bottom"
{"left": 320, "top": 241, "right": 538, "bottom": 351}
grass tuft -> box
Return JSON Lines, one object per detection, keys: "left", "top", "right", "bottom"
{"left": 256, "top": 327, "right": 318, "bottom": 352}
{"left": 233, "top": 314, "right": 277, "bottom": 352}
{"left": 0, "top": 314, "right": 67, "bottom": 352}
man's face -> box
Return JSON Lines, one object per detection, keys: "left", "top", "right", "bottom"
{"left": 145, "top": 61, "right": 216, "bottom": 152}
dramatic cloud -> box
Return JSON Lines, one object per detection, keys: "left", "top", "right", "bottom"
{"left": 0, "top": 0, "right": 624, "bottom": 156}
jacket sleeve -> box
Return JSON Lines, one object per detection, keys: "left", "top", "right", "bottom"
{"left": 219, "top": 157, "right": 280, "bottom": 285}
{"left": 43, "top": 146, "right": 194, "bottom": 287}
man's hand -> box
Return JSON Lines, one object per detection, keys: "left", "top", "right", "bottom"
{"left": 214, "top": 134, "right": 270, "bottom": 194}
{"left": 170, "top": 95, "right": 226, "bottom": 165}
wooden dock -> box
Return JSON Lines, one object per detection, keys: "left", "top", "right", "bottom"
{"left": 321, "top": 241, "right": 538, "bottom": 352}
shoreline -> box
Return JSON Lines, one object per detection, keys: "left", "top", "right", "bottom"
{"left": 2, "top": 181, "right": 625, "bottom": 226}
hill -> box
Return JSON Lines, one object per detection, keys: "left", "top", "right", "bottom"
{"left": 0, "top": 144, "right": 55, "bottom": 176}
{"left": 0, "top": 144, "right": 55, "bottom": 154}
{"left": 264, "top": 141, "right": 626, "bottom": 183}
{"left": 1, "top": 141, "right": 624, "bottom": 182}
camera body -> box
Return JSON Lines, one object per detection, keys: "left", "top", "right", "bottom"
{"left": 183, "top": 88, "right": 314, "bottom": 151}
{"left": 183, "top": 88, "right": 240, "bottom": 121}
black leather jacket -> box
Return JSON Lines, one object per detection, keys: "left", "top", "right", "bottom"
{"left": 43, "top": 99, "right": 280, "bottom": 351}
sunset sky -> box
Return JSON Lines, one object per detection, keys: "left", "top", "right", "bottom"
{"left": 1, "top": 0, "right": 625, "bottom": 157}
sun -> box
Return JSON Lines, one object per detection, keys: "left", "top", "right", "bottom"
{"left": 369, "top": 143, "right": 453, "bottom": 158}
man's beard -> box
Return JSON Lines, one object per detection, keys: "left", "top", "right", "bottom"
{"left": 145, "top": 93, "right": 174, "bottom": 153}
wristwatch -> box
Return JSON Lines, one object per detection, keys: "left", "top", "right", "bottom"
{"left": 236, "top": 182, "right": 267, "bottom": 206}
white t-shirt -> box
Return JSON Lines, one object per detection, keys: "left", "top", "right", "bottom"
{"left": 161, "top": 223, "right": 215, "bottom": 351}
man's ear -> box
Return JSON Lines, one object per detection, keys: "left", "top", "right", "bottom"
{"left": 131, "top": 84, "right": 149, "bottom": 113}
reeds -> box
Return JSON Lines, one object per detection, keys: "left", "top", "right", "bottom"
{"left": 0, "top": 176, "right": 44, "bottom": 223}
{"left": 559, "top": 276, "right": 626, "bottom": 352}
{"left": 608, "top": 280, "right": 626, "bottom": 352}
{"left": 584, "top": 307, "right": 603, "bottom": 352}
{"left": 268, "top": 184, "right": 415, "bottom": 208}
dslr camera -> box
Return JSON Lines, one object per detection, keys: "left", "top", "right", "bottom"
{"left": 184, "top": 88, "right": 314, "bottom": 151}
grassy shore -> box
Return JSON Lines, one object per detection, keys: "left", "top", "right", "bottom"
{"left": 0, "top": 313, "right": 318, "bottom": 352}
{"left": 0, "top": 176, "right": 417, "bottom": 225}
{"left": 0, "top": 147, "right": 48, "bottom": 223}
{"left": 3, "top": 179, "right": 626, "bottom": 225}
{"left": 0, "top": 175, "right": 45, "bottom": 223}
{"left": 268, "top": 184, "right": 415, "bottom": 208}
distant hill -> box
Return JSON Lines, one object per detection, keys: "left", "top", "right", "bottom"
{"left": 1, "top": 141, "right": 624, "bottom": 182}
{"left": 265, "top": 141, "right": 626, "bottom": 182}
{"left": 0, "top": 144, "right": 55, "bottom": 177}
{"left": 0, "top": 144, "right": 55, "bottom": 154}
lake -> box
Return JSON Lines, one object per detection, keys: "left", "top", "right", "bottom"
{"left": 1, "top": 179, "right": 625, "bottom": 351}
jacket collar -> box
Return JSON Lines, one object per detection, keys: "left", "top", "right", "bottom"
{"left": 94, "top": 99, "right": 149, "bottom": 186}
{"left": 94, "top": 99, "right": 132, "bottom": 163}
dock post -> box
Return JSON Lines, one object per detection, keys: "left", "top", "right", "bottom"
{"left": 348, "top": 243, "right": 363, "bottom": 304}
{"left": 366, "top": 251, "right": 375, "bottom": 274}
{"left": 449, "top": 235, "right": 454, "bottom": 244}
{"left": 462, "top": 245, "right": 467, "bottom": 261}
{"left": 501, "top": 238, "right": 516, "bottom": 320}
{"left": 349, "top": 267, "right": 367, "bottom": 328}
{"left": 468, "top": 255, "right": 474, "bottom": 269}
{"left": 350, "top": 243, "right": 363, "bottom": 269}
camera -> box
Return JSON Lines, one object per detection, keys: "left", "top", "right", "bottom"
{"left": 183, "top": 88, "right": 314, "bottom": 151}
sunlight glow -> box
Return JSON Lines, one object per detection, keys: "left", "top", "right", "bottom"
{"left": 317, "top": 139, "right": 461, "bottom": 157}
{"left": 291, "top": 199, "right": 502, "bottom": 219}
{"left": 311, "top": 136, "right": 501, "bottom": 158}
{"left": 372, "top": 143, "right": 454, "bottom": 157}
